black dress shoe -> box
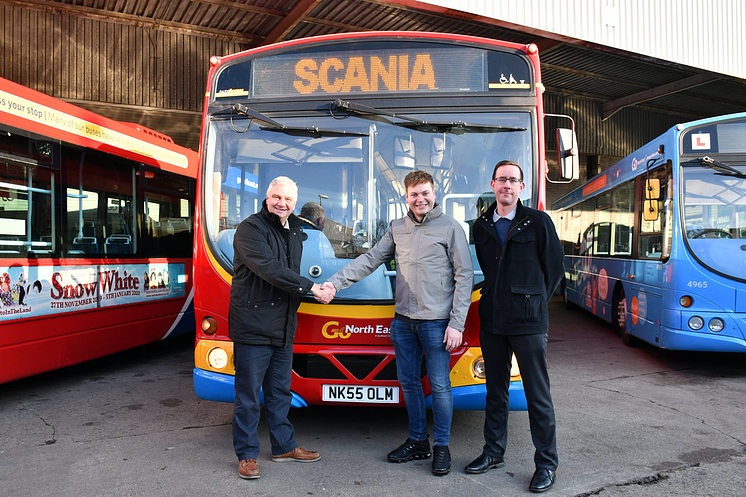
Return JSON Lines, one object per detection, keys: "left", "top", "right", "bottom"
{"left": 387, "top": 437, "right": 431, "bottom": 463}
{"left": 464, "top": 453, "right": 505, "bottom": 474}
{"left": 529, "top": 468, "right": 556, "bottom": 493}
{"left": 431, "top": 445, "right": 451, "bottom": 476}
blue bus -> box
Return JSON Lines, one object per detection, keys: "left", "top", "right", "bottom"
{"left": 552, "top": 112, "right": 746, "bottom": 352}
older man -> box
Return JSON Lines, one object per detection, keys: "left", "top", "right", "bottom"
{"left": 230, "top": 176, "right": 333, "bottom": 480}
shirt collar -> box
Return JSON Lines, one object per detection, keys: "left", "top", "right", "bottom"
{"left": 493, "top": 205, "right": 517, "bottom": 223}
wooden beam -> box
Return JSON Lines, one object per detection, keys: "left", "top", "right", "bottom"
{"left": 259, "top": 0, "right": 322, "bottom": 45}
{"left": 600, "top": 73, "right": 720, "bottom": 120}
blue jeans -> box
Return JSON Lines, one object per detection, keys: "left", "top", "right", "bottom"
{"left": 389, "top": 318, "right": 453, "bottom": 446}
{"left": 233, "top": 342, "right": 298, "bottom": 460}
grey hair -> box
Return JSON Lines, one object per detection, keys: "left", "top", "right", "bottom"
{"left": 266, "top": 176, "right": 298, "bottom": 196}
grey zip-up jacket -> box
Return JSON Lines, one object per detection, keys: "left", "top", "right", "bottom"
{"left": 327, "top": 204, "right": 474, "bottom": 331}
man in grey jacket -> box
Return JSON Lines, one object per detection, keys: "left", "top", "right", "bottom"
{"left": 323, "top": 170, "right": 473, "bottom": 476}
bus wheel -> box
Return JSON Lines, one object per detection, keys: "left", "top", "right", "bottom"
{"left": 613, "top": 287, "right": 638, "bottom": 347}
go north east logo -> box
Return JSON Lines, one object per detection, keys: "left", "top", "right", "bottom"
{"left": 321, "top": 321, "right": 390, "bottom": 339}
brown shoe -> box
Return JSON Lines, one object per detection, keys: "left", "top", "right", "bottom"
{"left": 238, "top": 458, "right": 260, "bottom": 479}
{"left": 272, "top": 446, "right": 321, "bottom": 463}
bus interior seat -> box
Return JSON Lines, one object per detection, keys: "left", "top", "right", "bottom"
{"left": 168, "top": 218, "right": 189, "bottom": 231}
{"left": 300, "top": 230, "right": 393, "bottom": 300}
{"left": 71, "top": 236, "right": 99, "bottom": 254}
{"left": 215, "top": 229, "right": 236, "bottom": 262}
{"left": 71, "top": 221, "right": 96, "bottom": 237}
{"left": 105, "top": 235, "right": 133, "bottom": 254}
{"left": 302, "top": 228, "right": 336, "bottom": 259}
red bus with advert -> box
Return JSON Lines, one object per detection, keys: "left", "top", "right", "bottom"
{"left": 0, "top": 77, "right": 198, "bottom": 384}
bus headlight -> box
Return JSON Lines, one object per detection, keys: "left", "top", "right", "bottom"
{"left": 472, "top": 356, "right": 486, "bottom": 379}
{"left": 207, "top": 347, "right": 229, "bottom": 369}
{"left": 688, "top": 316, "right": 704, "bottom": 330}
{"left": 201, "top": 316, "right": 218, "bottom": 335}
{"left": 708, "top": 318, "right": 725, "bottom": 333}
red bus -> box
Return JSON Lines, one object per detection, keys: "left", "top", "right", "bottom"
{"left": 0, "top": 77, "right": 198, "bottom": 384}
{"left": 193, "top": 32, "right": 576, "bottom": 409}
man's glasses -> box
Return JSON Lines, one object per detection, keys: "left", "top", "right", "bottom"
{"left": 493, "top": 177, "right": 521, "bottom": 185}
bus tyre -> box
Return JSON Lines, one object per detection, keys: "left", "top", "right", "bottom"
{"left": 613, "top": 287, "right": 639, "bottom": 347}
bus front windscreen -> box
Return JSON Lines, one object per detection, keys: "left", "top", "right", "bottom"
{"left": 683, "top": 158, "right": 746, "bottom": 281}
{"left": 204, "top": 111, "right": 533, "bottom": 299}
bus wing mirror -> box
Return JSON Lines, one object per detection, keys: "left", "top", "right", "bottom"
{"left": 556, "top": 128, "right": 579, "bottom": 181}
{"left": 394, "top": 135, "right": 415, "bottom": 169}
{"left": 430, "top": 134, "right": 451, "bottom": 169}
{"left": 643, "top": 200, "right": 659, "bottom": 221}
{"left": 645, "top": 178, "right": 661, "bottom": 199}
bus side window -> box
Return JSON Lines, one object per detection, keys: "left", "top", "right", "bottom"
{"left": 0, "top": 135, "right": 56, "bottom": 258}
{"left": 141, "top": 170, "right": 193, "bottom": 258}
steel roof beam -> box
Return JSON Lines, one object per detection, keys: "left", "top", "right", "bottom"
{"left": 599, "top": 73, "right": 720, "bottom": 121}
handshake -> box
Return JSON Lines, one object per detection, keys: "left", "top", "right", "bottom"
{"left": 310, "top": 282, "right": 336, "bottom": 304}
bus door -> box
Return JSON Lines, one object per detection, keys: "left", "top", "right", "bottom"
{"left": 630, "top": 164, "right": 671, "bottom": 343}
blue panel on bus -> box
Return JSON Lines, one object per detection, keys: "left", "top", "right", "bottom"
{"left": 193, "top": 368, "right": 308, "bottom": 407}
{"left": 425, "top": 382, "right": 527, "bottom": 411}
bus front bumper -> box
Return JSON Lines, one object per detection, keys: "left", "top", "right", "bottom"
{"left": 193, "top": 368, "right": 308, "bottom": 406}
{"left": 194, "top": 368, "right": 527, "bottom": 411}
{"left": 660, "top": 326, "right": 746, "bottom": 352}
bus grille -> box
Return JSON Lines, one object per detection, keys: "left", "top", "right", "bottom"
{"left": 292, "top": 353, "right": 426, "bottom": 381}
{"left": 292, "top": 354, "right": 346, "bottom": 380}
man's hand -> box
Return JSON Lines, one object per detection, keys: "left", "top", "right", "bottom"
{"left": 443, "top": 326, "right": 463, "bottom": 352}
{"left": 311, "top": 282, "right": 336, "bottom": 304}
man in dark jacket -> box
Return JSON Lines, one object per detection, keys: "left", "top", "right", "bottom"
{"left": 230, "top": 176, "right": 333, "bottom": 480}
{"left": 465, "top": 161, "right": 564, "bottom": 493}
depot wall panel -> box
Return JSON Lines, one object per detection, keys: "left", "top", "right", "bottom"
{"left": 424, "top": 0, "right": 745, "bottom": 80}
{"left": 0, "top": 4, "right": 243, "bottom": 113}
{"left": 544, "top": 92, "right": 687, "bottom": 158}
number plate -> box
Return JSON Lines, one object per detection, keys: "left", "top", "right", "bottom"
{"left": 322, "top": 385, "right": 399, "bottom": 404}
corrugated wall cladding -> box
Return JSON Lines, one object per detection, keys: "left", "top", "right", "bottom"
{"left": 424, "top": 0, "right": 746, "bottom": 80}
{"left": 0, "top": 5, "right": 244, "bottom": 112}
{"left": 544, "top": 92, "right": 688, "bottom": 158}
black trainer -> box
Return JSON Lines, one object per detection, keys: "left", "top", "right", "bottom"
{"left": 387, "top": 437, "right": 431, "bottom": 463}
{"left": 431, "top": 445, "right": 451, "bottom": 476}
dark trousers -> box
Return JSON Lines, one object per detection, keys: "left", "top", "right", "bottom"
{"left": 232, "top": 342, "right": 298, "bottom": 460}
{"left": 480, "top": 331, "right": 558, "bottom": 470}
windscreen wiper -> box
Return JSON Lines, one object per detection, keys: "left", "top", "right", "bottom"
{"left": 333, "top": 99, "right": 424, "bottom": 124}
{"left": 332, "top": 99, "right": 526, "bottom": 133}
{"left": 396, "top": 121, "right": 527, "bottom": 134}
{"left": 698, "top": 156, "right": 746, "bottom": 178}
{"left": 233, "top": 103, "right": 368, "bottom": 138}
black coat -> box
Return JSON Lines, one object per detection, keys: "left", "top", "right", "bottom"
{"left": 473, "top": 200, "right": 564, "bottom": 335}
{"left": 228, "top": 201, "right": 314, "bottom": 347}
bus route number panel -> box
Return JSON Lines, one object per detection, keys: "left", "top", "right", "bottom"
{"left": 322, "top": 384, "right": 399, "bottom": 404}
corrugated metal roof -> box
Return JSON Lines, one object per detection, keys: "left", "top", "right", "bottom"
{"left": 3, "top": 0, "right": 746, "bottom": 153}
{"left": 20, "top": 0, "right": 743, "bottom": 121}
